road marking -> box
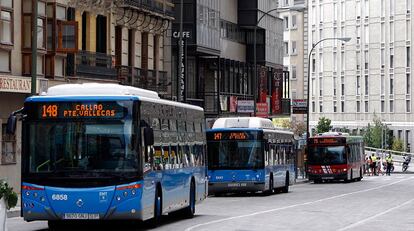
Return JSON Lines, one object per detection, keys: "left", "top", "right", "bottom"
{"left": 337, "top": 198, "right": 414, "bottom": 231}
{"left": 185, "top": 177, "right": 413, "bottom": 231}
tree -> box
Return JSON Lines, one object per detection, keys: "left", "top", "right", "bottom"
{"left": 291, "top": 121, "right": 306, "bottom": 137}
{"left": 392, "top": 138, "right": 405, "bottom": 152}
{"left": 362, "top": 115, "right": 391, "bottom": 149}
{"left": 316, "top": 117, "right": 332, "bottom": 134}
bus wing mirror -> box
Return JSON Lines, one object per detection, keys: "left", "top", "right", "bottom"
{"left": 6, "top": 114, "right": 17, "bottom": 135}
{"left": 144, "top": 127, "right": 154, "bottom": 146}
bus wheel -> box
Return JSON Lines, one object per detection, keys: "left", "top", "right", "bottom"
{"left": 266, "top": 176, "right": 274, "bottom": 195}
{"left": 282, "top": 174, "right": 289, "bottom": 193}
{"left": 357, "top": 168, "right": 363, "bottom": 181}
{"left": 148, "top": 186, "right": 162, "bottom": 228}
{"left": 183, "top": 180, "right": 196, "bottom": 218}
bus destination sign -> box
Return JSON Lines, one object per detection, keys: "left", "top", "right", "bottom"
{"left": 213, "top": 132, "right": 248, "bottom": 140}
{"left": 311, "top": 138, "right": 343, "bottom": 145}
{"left": 38, "top": 102, "right": 127, "bottom": 119}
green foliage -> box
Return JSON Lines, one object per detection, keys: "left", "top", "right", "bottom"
{"left": 392, "top": 138, "right": 405, "bottom": 152}
{"left": 363, "top": 116, "right": 392, "bottom": 149}
{"left": 316, "top": 117, "right": 332, "bottom": 134}
{"left": 0, "top": 180, "right": 18, "bottom": 209}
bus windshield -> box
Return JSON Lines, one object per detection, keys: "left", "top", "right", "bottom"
{"left": 23, "top": 100, "right": 138, "bottom": 178}
{"left": 27, "top": 120, "right": 137, "bottom": 174}
{"left": 207, "top": 140, "right": 263, "bottom": 170}
{"left": 308, "top": 146, "right": 347, "bottom": 165}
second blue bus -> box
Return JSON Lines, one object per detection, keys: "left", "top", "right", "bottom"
{"left": 206, "top": 117, "right": 295, "bottom": 195}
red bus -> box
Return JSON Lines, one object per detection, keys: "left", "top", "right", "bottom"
{"left": 307, "top": 132, "right": 365, "bottom": 183}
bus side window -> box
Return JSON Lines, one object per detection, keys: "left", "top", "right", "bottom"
{"left": 187, "top": 144, "right": 195, "bottom": 167}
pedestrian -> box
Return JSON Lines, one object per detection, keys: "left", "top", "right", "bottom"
{"left": 371, "top": 153, "right": 377, "bottom": 176}
{"left": 376, "top": 157, "right": 383, "bottom": 175}
{"left": 385, "top": 153, "right": 393, "bottom": 176}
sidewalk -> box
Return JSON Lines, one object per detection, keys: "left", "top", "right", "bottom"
{"left": 6, "top": 206, "right": 20, "bottom": 218}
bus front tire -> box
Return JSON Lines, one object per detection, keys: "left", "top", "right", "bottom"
{"left": 266, "top": 176, "right": 274, "bottom": 195}
{"left": 148, "top": 186, "right": 162, "bottom": 228}
{"left": 183, "top": 180, "right": 196, "bottom": 218}
{"left": 281, "top": 174, "right": 289, "bottom": 193}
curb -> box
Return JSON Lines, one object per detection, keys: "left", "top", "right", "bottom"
{"left": 295, "top": 179, "right": 310, "bottom": 185}
{"left": 7, "top": 208, "right": 20, "bottom": 219}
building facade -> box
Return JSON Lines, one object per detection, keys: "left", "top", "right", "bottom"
{"left": 0, "top": 0, "right": 175, "bottom": 190}
{"left": 172, "top": 0, "right": 289, "bottom": 124}
{"left": 278, "top": 0, "right": 307, "bottom": 129}
{"left": 308, "top": 0, "right": 414, "bottom": 149}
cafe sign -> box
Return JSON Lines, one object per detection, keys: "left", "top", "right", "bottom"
{"left": 0, "top": 76, "right": 48, "bottom": 94}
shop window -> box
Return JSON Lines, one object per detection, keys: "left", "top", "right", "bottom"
{"left": 2, "top": 124, "right": 16, "bottom": 165}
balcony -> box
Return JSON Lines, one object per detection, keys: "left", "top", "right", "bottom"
{"left": 69, "top": 51, "right": 117, "bottom": 80}
{"left": 118, "top": 66, "right": 169, "bottom": 93}
{"left": 121, "top": 0, "right": 174, "bottom": 18}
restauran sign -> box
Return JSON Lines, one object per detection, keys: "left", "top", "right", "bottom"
{"left": 0, "top": 76, "right": 48, "bottom": 94}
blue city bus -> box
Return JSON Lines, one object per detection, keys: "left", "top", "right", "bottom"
{"left": 206, "top": 117, "right": 295, "bottom": 195}
{"left": 7, "top": 83, "right": 207, "bottom": 228}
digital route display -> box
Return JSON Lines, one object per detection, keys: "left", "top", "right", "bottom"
{"left": 36, "top": 102, "right": 127, "bottom": 119}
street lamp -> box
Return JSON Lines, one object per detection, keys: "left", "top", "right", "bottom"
{"left": 253, "top": 5, "right": 305, "bottom": 116}
{"left": 306, "top": 37, "right": 351, "bottom": 139}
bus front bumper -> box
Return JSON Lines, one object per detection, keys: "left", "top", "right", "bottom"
{"left": 308, "top": 173, "right": 347, "bottom": 181}
{"left": 208, "top": 181, "right": 265, "bottom": 194}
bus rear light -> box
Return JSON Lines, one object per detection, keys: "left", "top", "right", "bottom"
{"left": 343, "top": 168, "right": 347, "bottom": 172}
{"left": 117, "top": 184, "right": 141, "bottom": 191}
{"left": 22, "top": 185, "right": 44, "bottom": 191}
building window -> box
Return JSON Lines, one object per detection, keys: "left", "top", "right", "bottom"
{"left": 319, "top": 77, "right": 323, "bottom": 96}
{"left": 333, "top": 3, "right": 337, "bottom": 22}
{"left": 333, "top": 77, "right": 337, "bottom": 96}
{"left": 381, "top": 100, "right": 385, "bottom": 112}
{"left": 0, "top": 4, "right": 13, "bottom": 45}
{"left": 364, "top": 51, "right": 368, "bottom": 69}
{"left": 356, "top": 51, "right": 361, "bottom": 70}
{"left": 364, "top": 101, "right": 368, "bottom": 113}
{"left": 407, "top": 100, "right": 411, "bottom": 112}
{"left": 356, "top": 76, "right": 361, "bottom": 95}
{"left": 284, "top": 16, "right": 289, "bottom": 30}
{"left": 1, "top": 123, "right": 16, "bottom": 165}
{"left": 364, "top": 75, "right": 369, "bottom": 95}
{"left": 312, "top": 101, "right": 316, "bottom": 113}
{"left": 341, "top": 101, "right": 345, "bottom": 112}
{"left": 0, "top": 49, "right": 10, "bottom": 72}
{"left": 319, "top": 101, "right": 323, "bottom": 113}
{"left": 406, "top": 130, "right": 411, "bottom": 151}
{"left": 390, "top": 21, "right": 394, "bottom": 42}
{"left": 390, "top": 100, "right": 394, "bottom": 112}
{"left": 291, "top": 15, "right": 297, "bottom": 28}
{"left": 283, "top": 42, "right": 289, "bottom": 56}
{"left": 291, "top": 65, "right": 296, "bottom": 79}
{"left": 407, "top": 20, "right": 411, "bottom": 41}
{"left": 407, "top": 47, "right": 411, "bottom": 67}
{"left": 390, "top": 78, "right": 394, "bottom": 95}
{"left": 381, "top": 74, "right": 385, "bottom": 95}
{"left": 381, "top": 49, "right": 385, "bottom": 68}
{"left": 390, "top": 54, "right": 394, "bottom": 68}
{"left": 312, "top": 55, "right": 316, "bottom": 73}
{"left": 333, "top": 101, "right": 337, "bottom": 112}
{"left": 407, "top": 73, "right": 411, "bottom": 95}
{"left": 291, "top": 41, "right": 297, "bottom": 55}
{"left": 333, "top": 52, "right": 337, "bottom": 72}
{"left": 357, "top": 101, "right": 361, "bottom": 112}
{"left": 341, "top": 77, "right": 345, "bottom": 96}
{"left": 364, "top": 25, "right": 369, "bottom": 44}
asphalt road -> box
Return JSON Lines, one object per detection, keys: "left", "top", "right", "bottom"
{"left": 7, "top": 174, "right": 414, "bottom": 231}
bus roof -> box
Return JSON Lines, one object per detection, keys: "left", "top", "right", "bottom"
{"left": 25, "top": 83, "right": 204, "bottom": 111}
{"left": 211, "top": 117, "right": 293, "bottom": 134}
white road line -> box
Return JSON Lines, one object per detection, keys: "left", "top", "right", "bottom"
{"left": 185, "top": 177, "right": 413, "bottom": 231}
{"left": 337, "top": 198, "right": 414, "bottom": 231}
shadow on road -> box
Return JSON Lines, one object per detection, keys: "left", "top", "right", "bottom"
{"left": 33, "top": 214, "right": 206, "bottom": 231}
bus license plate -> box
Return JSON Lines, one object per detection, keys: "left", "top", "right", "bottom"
{"left": 228, "top": 183, "right": 247, "bottom": 187}
{"left": 64, "top": 213, "right": 100, "bottom": 220}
